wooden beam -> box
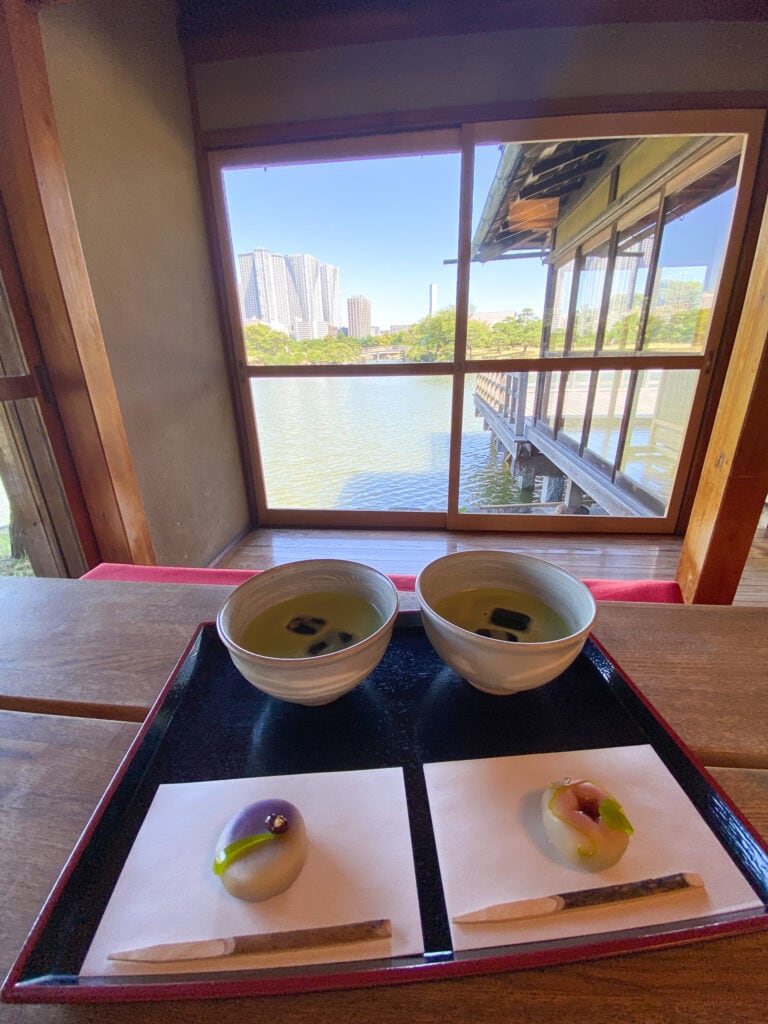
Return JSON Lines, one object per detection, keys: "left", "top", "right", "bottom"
{"left": 677, "top": 193, "right": 768, "bottom": 604}
{"left": 0, "top": 376, "right": 36, "bottom": 401}
{"left": 175, "top": 1, "right": 768, "bottom": 64}
{"left": 0, "top": 0, "right": 155, "bottom": 566}
{"left": 505, "top": 198, "right": 559, "bottom": 232}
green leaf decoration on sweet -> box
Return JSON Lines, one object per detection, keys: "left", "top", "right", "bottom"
{"left": 212, "top": 832, "right": 278, "bottom": 875}
{"left": 599, "top": 797, "right": 635, "bottom": 834}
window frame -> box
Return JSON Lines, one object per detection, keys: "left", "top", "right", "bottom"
{"left": 205, "top": 108, "right": 765, "bottom": 534}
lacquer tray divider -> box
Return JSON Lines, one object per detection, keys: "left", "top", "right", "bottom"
{"left": 4, "top": 617, "right": 768, "bottom": 1005}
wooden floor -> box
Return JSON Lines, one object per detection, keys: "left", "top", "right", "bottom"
{"left": 218, "top": 508, "right": 768, "bottom": 605}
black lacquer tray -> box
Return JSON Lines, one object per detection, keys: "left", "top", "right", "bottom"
{"left": 4, "top": 613, "right": 768, "bottom": 1004}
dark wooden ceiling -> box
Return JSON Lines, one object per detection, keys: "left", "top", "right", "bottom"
{"left": 174, "top": 1, "right": 768, "bottom": 62}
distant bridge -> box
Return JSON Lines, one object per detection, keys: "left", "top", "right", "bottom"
{"left": 360, "top": 345, "right": 408, "bottom": 363}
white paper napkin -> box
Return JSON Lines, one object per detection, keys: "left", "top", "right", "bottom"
{"left": 81, "top": 767, "right": 424, "bottom": 975}
{"left": 425, "top": 745, "right": 763, "bottom": 952}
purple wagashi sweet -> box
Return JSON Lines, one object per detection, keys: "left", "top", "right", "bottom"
{"left": 213, "top": 798, "right": 307, "bottom": 901}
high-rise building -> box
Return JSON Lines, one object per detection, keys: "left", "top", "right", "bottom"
{"left": 429, "top": 282, "right": 438, "bottom": 315}
{"left": 347, "top": 294, "right": 372, "bottom": 338}
{"left": 319, "top": 263, "right": 340, "bottom": 326}
{"left": 237, "top": 248, "right": 341, "bottom": 338}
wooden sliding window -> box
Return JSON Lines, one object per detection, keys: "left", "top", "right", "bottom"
{"left": 0, "top": 206, "right": 88, "bottom": 577}
{"left": 206, "top": 109, "right": 764, "bottom": 534}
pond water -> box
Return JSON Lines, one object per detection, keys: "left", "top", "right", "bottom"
{"left": 251, "top": 376, "right": 532, "bottom": 512}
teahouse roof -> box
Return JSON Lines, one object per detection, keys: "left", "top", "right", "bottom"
{"left": 471, "top": 138, "right": 635, "bottom": 263}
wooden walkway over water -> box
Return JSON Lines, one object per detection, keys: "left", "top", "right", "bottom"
{"left": 473, "top": 372, "right": 677, "bottom": 517}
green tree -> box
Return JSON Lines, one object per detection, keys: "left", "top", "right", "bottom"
{"left": 405, "top": 308, "right": 456, "bottom": 361}
{"left": 242, "top": 323, "right": 362, "bottom": 365}
{"left": 466, "top": 317, "right": 493, "bottom": 355}
{"left": 604, "top": 312, "right": 640, "bottom": 350}
{"left": 491, "top": 309, "right": 543, "bottom": 354}
{"left": 243, "top": 322, "right": 293, "bottom": 364}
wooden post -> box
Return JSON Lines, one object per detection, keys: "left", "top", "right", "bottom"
{"left": 515, "top": 372, "right": 528, "bottom": 435}
{"left": 0, "top": 0, "right": 155, "bottom": 566}
{"left": 677, "top": 195, "right": 768, "bottom": 604}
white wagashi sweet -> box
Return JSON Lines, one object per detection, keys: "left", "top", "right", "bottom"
{"left": 213, "top": 798, "right": 307, "bottom": 901}
{"left": 541, "top": 778, "right": 634, "bottom": 871}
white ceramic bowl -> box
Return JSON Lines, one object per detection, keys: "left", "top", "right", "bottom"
{"left": 415, "top": 551, "right": 596, "bottom": 696}
{"left": 216, "top": 559, "right": 399, "bottom": 706}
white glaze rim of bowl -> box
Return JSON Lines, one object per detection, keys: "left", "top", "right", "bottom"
{"left": 216, "top": 558, "right": 399, "bottom": 665}
{"left": 415, "top": 550, "right": 596, "bottom": 646}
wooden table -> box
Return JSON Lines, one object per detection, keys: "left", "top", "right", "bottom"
{"left": 1, "top": 578, "right": 767, "bottom": 1022}
{"left": 3, "top": 579, "right": 767, "bottom": 764}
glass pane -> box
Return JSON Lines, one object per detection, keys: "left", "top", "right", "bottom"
{"left": 646, "top": 158, "right": 739, "bottom": 353}
{"left": 619, "top": 369, "right": 698, "bottom": 509}
{"left": 1, "top": 264, "right": 84, "bottom": 577}
{"left": 463, "top": 371, "right": 598, "bottom": 514}
{"left": 547, "top": 259, "right": 575, "bottom": 355}
{"left": 585, "top": 370, "right": 631, "bottom": 467}
{"left": 572, "top": 241, "right": 610, "bottom": 353}
{"left": 603, "top": 210, "right": 657, "bottom": 352}
{"left": 467, "top": 144, "right": 548, "bottom": 358}
{"left": 0, "top": 398, "right": 84, "bottom": 576}
{"left": 463, "top": 372, "right": 556, "bottom": 513}
{"left": 538, "top": 370, "right": 561, "bottom": 429}
{"left": 465, "top": 368, "right": 697, "bottom": 518}
{"left": 224, "top": 151, "right": 460, "bottom": 365}
{"left": 459, "top": 373, "right": 529, "bottom": 511}
{"left": 251, "top": 376, "right": 452, "bottom": 510}
{"left": 560, "top": 370, "right": 591, "bottom": 445}
{"left": 0, "top": 464, "right": 31, "bottom": 575}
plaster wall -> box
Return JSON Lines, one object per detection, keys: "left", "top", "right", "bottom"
{"left": 38, "top": 0, "right": 248, "bottom": 567}
{"left": 194, "top": 21, "right": 768, "bottom": 131}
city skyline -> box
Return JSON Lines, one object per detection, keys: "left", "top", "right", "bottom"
{"left": 237, "top": 244, "right": 448, "bottom": 336}
{"left": 347, "top": 294, "right": 372, "bottom": 338}
{"left": 223, "top": 140, "right": 733, "bottom": 335}
{"left": 223, "top": 146, "right": 549, "bottom": 331}
{"left": 238, "top": 247, "right": 342, "bottom": 339}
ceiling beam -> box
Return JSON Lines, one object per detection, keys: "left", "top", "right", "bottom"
{"left": 173, "top": 1, "right": 768, "bottom": 63}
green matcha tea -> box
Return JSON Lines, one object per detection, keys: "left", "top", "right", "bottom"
{"left": 238, "top": 590, "right": 384, "bottom": 658}
{"left": 434, "top": 586, "right": 570, "bottom": 643}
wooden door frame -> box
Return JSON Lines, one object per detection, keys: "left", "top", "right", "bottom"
{"left": 1, "top": 195, "right": 95, "bottom": 575}
{"left": 0, "top": 0, "right": 155, "bottom": 569}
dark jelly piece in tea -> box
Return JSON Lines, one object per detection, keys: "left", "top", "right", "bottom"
{"left": 308, "top": 640, "right": 329, "bottom": 656}
{"left": 319, "top": 631, "right": 359, "bottom": 654}
{"left": 287, "top": 615, "right": 327, "bottom": 635}
{"left": 490, "top": 607, "right": 531, "bottom": 631}
{"left": 476, "top": 627, "right": 518, "bottom": 642}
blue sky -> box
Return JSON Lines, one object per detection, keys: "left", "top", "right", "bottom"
{"left": 222, "top": 140, "right": 736, "bottom": 330}
{"left": 222, "top": 145, "right": 548, "bottom": 330}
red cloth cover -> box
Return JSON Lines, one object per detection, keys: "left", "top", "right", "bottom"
{"left": 80, "top": 563, "right": 259, "bottom": 586}
{"left": 80, "top": 563, "right": 683, "bottom": 603}
{"left": 581, "top": 578, "right": 683, "bottom": 603}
